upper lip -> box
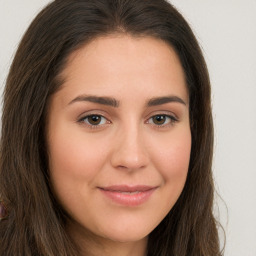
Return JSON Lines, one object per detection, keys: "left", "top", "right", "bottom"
{"left": 99, "top": 185, "right": 157, "bottom": 192}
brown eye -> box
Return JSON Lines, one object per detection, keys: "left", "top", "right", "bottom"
{"left": 80, "top": 115, "right": 108, "bottom": 126}
{"left": 148, "top": 114, "right": 177, "bottom": 126}
{"left": 87, "top": 115, "right": 102, "bottom": 125}
{"left": 152, "top": 115, "right": 167, "bottom": 125}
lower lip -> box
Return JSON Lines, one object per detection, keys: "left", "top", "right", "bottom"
{"left": 99, "top": 188, "right": 156, "bottom": 207}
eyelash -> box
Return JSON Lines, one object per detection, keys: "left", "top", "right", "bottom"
{"left": 78, "top": 114, "right": 110, "bottom": 129}
{"left": 78, "top": 114, "right": 178, "bottom": 129}
{"left": 146, "top": 114, "right": 178, "bottom": 128}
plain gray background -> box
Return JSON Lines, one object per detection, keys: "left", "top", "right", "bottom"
{"left": 0, "top": 1, "right": 256, "bottom": 255}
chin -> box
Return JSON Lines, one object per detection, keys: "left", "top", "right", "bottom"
{"left": 97, "top": 223, "right": 152, "bottom": 243}
{"left": 102, "top": 233, "right": 148, "bottom": 244}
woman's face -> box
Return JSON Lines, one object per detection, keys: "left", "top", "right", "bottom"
{"left": 47, "top": 35, "right": 191, "bottom": 244}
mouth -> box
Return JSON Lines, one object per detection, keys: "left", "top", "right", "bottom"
{"left": 98, "top": 185, "right": 157, "bottom": 206}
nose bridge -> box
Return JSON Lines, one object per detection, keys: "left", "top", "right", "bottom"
{"left": 111, "top": 121, "right": 148, "bottom": 170}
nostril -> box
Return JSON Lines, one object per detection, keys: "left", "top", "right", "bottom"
{"left": 110, "top": 133, "right": 149, "bottom": 170}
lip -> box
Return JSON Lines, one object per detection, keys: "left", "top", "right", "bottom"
{"left": 98, "top": 185, "right": 157, "bottom": 206}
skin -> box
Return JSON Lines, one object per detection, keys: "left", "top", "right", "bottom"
{"left": 47, "top": 34, "right": 191, "bottom": 256}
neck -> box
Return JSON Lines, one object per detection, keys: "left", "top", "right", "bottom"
{"left": 67, "top": 220, "right": 148, "bottom": 256}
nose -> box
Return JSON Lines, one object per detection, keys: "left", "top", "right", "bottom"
{"left": 110, "top": 126, "right": 149, "bottom": 171}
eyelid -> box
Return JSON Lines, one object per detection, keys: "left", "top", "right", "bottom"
{"left": 145, "top": 111, "right": 179, "bottom": 127}
{"left": 76, "top": 110, "right": 179, "bottom": 129}
{"left": 145, "top": 110, "right": 178, "bottom": 120}
{"left": 77, "top": 112, "right": 112, "bottom": 129}
{"left": 77, "top": 109, "right": 109, "bottom": 119}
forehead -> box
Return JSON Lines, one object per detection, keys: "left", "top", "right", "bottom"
{"left": 56, "top": 34, "right": 188, "bottom": 105}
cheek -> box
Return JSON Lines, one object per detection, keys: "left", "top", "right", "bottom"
{"left": 47, "top": 130, "right": 113, "bottom": 221}
{"left": 49, "top": 129, "right": 105, "bottom": 174}
{"left": 47, "top": 127, "right": 111, "bottom": 199}
{"left": 150, "top": 129, "right": 191, "bottom": 194}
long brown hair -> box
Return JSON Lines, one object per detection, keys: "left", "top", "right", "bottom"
{"left": 0, "top": 0, "right": 224, "bottom": 255}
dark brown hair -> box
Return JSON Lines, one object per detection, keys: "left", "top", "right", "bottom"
{"left": 0, "top": 0, "right": 224, "bottom": 255}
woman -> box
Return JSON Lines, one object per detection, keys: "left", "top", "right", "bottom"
{"left": 0, "top": 0, "right": 224, "bottom": 255}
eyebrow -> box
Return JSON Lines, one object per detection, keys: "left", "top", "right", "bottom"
{"left": 147, "top": 96, "right": 186, "bottom": 106}
{"left": 68, "top": 94, "right": 186, "bottom": 107}
{"left": 68, "top": 95, "right": 119, "bottom": 107}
